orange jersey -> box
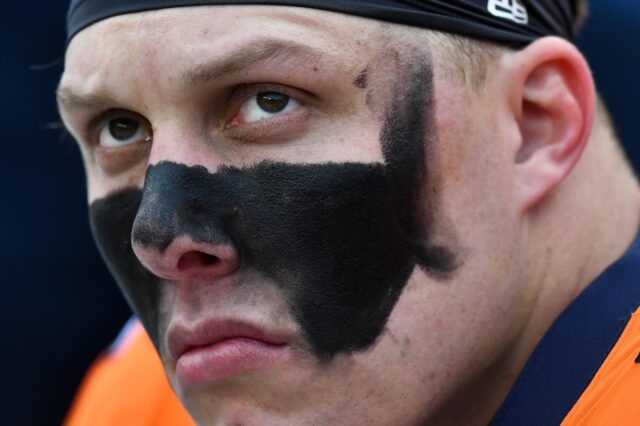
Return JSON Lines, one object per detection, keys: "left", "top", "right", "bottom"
{"left": 562, "top": 310, "right": 640, "bottom": 425}
{"left": 65, "top": 320, "right": 193, "bottom": 426}
{"left": 492, "top": 235, "right": 640, "bottom": 425}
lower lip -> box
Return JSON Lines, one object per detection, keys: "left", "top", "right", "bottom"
{"left": 175, "top": 338, "right": 291, "bottom": 387}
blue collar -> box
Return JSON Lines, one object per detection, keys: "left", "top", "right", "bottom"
{"left": 492, "top": 234, "right": 640, "bottom": 425}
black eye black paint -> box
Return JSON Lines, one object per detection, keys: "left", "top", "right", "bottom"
{"left": 89, "top": 188, "right": 162, "bottom": 344}
{"left": 89, "top": 60, "right": 457, "bottom": 360}
{"left": 353, "top": 69, "right": 368, "bottom": 89}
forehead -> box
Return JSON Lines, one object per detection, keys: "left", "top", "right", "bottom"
{"left": 62, "top": 6, "right": 383, "bottom": 90}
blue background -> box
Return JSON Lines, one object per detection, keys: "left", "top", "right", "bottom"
{"left": 1, "top": 1, "right": 639, "bottom": 425}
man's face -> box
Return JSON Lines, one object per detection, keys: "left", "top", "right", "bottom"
{"left": 60, "top": 6, "right": 532, "bottom": 425}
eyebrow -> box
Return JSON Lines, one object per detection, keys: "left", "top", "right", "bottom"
{"left": 182, "top": 40, "right": 323, "bottom": 88}
{"left": 56, "top": 39, "right": 324, "bottom": 112}
{"left": 56, "top": 87, "right": 118, "bottom": 112}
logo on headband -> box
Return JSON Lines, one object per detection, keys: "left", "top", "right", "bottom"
{"left": 487, "top": 0, "right": 529, "bottom": 25}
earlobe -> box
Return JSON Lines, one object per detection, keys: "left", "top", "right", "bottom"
{"left": 511, "top": 37, "right": 596, "bottom": 211}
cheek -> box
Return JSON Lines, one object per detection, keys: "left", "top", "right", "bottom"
{"left": 86, "top": 159, "right": 148, "bottom": 202}
{"left": 429, "top": 81, "right": 518, "bottom": 244}
{"left": 433, "top": 74, "right": 516, "bottom": 203}
{"left": 89, "top": 188, "right": 165, "bottom": 348}
{"left": 303, "top": 116, "right": 384, "bottom": 164}
{"left": 432, "top": 81, "right": 480, "bottom": 183}
{"left": 373, "top": 257, "right": 528, "bottom": 414}
{"left": 313, "top": 269, "right": 484, "bottom": 423}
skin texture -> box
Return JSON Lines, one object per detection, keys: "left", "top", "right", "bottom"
{"left": 89, "top": 58, "right": 459, "bottom": 361}
{"left": 59, "top": 5, "right": 640, "bottom": 426}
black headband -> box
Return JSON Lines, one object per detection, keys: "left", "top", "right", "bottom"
{"left": 67, "top": 0, "right": 576, "bottom": 47}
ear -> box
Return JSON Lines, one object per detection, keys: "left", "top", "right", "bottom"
{"left": 507, "top": 37, "right": 595, "bottom": 211}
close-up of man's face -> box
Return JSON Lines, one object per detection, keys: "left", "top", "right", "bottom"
{"left": 57, "top": 4, "right": 592, "bottom": 425}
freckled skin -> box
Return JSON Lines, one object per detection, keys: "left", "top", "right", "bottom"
{"left": 89, "top": 60, "right": 458, "bottom": 360}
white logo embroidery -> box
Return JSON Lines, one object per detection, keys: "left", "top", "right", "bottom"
{"left": 487, "top": 0, "right": 529, "bottom": 25}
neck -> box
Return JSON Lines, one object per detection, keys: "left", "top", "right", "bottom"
{"left": 490, "top": 112, "right": 640, "bottom": 423}
{"left": 525, "top": 109, "right": 640, "bottom": 357}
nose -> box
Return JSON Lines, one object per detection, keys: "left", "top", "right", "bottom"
{"left": 130, "top": 160, "right": 242, "bottom": 282}
{"left": 132, "top": 235, "right": 240, "bottom": 281}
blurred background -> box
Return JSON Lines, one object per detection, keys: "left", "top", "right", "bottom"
{"left": 2, "top": 1, "right": 639, "bottom": 425}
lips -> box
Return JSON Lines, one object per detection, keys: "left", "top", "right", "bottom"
{"left": 168, "top": 319, "right": 293, "bottom": 387}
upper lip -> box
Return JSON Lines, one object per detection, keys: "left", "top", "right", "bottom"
{"left": 167, "top": 318, "right": 289, "bottom": 361}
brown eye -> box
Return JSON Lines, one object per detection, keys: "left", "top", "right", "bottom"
{"left": 256, "top": 92, "right": 290, "bottom": 113}
{"left": 235, "top": 91, "right": 301, "bottom": 125}
{"left": 98, "top": 115, "right": 151, "bottom": 147}
{"left": 109, "top": 118, "right": 139, "bottom": 140}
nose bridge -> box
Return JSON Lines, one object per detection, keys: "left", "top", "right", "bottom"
{"left": 146, "top": 120, "right": 225, "bottom": 171}
{"left": 131, "top": 161, "right": 240, "bottom": 281}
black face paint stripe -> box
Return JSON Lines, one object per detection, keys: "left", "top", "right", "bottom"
{"left": 89, "top": 57, "right": 458, "bottom": 360}
{"left": 89, "top": 188, "right": 162, "bottom": 346}
{"left": 378, "top": 59, "right": 457, "bottom": 275}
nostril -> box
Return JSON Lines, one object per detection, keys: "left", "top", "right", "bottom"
{"left": 177, "top": 251, "right": 219, "bottom": 271}
{"left": 133, "top": 235, "right": 240, "bottom": 280}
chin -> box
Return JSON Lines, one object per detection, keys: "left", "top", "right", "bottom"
{"left": 180, "top": 392, "right": 311, "bottom": 426}
{"left": 169, "top": 358, "right": 325, "bottom": 425}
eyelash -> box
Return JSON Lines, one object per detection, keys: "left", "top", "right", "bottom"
{"left": 88, "top": 109, "right": 150, "bottom": 147}
{"left": 210, "top": 83, "right": 311, "bottom": 144}
{"left": 225, "top": 84, "right": 307, "bottom": 122}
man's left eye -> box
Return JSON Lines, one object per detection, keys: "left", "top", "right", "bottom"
{"left": 237, "top": 91, "right": 301, "bottom": 124}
